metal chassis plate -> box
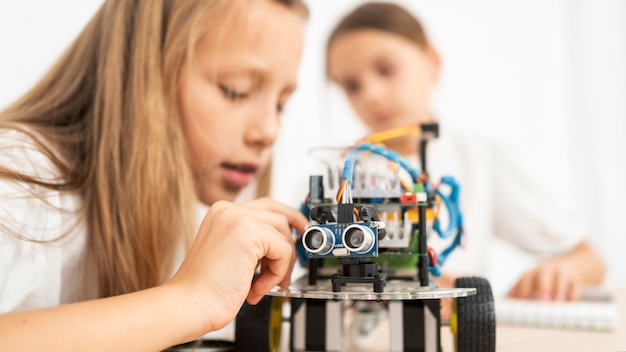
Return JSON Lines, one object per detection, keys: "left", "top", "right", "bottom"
{"left": 267, "top": 276, "right": 476, "bottom": 301}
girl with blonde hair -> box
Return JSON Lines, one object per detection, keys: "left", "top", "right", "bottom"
{"left": 0, "top": 0, "right": 309, "bottom": 350}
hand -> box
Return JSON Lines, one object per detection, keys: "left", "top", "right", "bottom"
{"left": 165, "top": 198, "right": 308, "bottom": 334}
{"left": 437, "top": 273, "right": 456, "bottom": 320}
{"left": 508, "top": 258, "right": 583, "bottom": 301}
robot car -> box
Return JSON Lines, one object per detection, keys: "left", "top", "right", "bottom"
{"left": 235, "top": 123, "right": 496, "bottom": 352}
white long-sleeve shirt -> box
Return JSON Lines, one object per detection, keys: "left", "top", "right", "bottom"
{"left": 0, "top": 129, "right": 89, "bottom": 312}
{"left": 424, "top": 125, "right": 586, "bottom": 295}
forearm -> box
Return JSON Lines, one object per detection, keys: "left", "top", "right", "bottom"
{"left": 0, "top": 284, "right": 205, "bottom": 352}
{"left": 0, "top": 198, "right": 308, "bottom": 351}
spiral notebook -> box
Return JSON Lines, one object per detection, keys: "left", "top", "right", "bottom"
{"left": 495, "top": 289, "right": 620, "bottom": 331}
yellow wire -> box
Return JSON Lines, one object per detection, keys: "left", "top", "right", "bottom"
{"left": 399, "top": 178, "right": 412, "bottom": 192}
{"left": 357, "top": 125, "right": 421, "bottom": 144}
{"left": 386, "top": 160, "right": 413, "bottom": 192}
{"left": 434, "top": 194, "right": 442, "bottom": 218}
{"left": 358, "top": 126, "right": 420, "bottom": 192}
{"left": 340, "top": 125, "right": 421, "bottom": 205}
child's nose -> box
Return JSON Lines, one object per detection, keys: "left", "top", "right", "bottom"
{"left": 361, "top": 78, "right": 386, "bottom": 106}
{"left": 244, "top": 104, "right": 280, "bottom": 148}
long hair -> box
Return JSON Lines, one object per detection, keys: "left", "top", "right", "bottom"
{"left": 327, "top": 2, "right": 430, "bottom": 73}
{"left": 0, "top": 0, "right": 307, "bottom": 298}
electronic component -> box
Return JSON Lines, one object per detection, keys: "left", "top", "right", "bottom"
{"left": 298, "top": 122, "right": 464, "bottom": 292}
{"left": 302, "top": 222, "right": 380, "bottom": 258}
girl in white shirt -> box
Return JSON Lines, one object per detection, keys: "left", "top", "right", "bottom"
{"left": 0, "top": 0, "right": 309, "bottom": 350}
{"left": 324, "top": 1, "right": 605, "bottom": 301}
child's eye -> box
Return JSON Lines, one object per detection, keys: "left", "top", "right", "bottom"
{"left": 345, "top": 80, "right": 360, "bottom": 95}
{"left": 219, "top": 85, "right": 248, "bottom": 100}
{"left": 379, "top": 64, "right": 394, "bottom": 77}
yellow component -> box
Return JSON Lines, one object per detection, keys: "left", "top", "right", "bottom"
{"left": 426, "top": 209, "right": 435, "bottom": 221}
{"left": 406, "top": 208, "right": 419, "bottom": 222}
{"left": 383, "top": 212, "right": 401, "bottom": 221}
{"left": 451, "top": 298, "right": 458, "bottom": 349}
{"left": 269, "top": 297, "right": 284, "bottom": 351}
{"left": 405, "top": 208, "right": 436, "bottom": 222}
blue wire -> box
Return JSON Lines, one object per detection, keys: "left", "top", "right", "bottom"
{"left": 341, "top": 143, "right": 422, "bottom": 185}
{"left": 437, "top": 229, "right": 463, "bottom": 267}
{"left": 432, "top": 176, "right": 464, "bottom": 266}
{"left": 341, "top": 148, "right": 362, "bottom": 187}
{"left": 337, "top": 144, "right": 465, "bottom": 272}
{"left": 429, "top": 265, "right": 442, "bottom": 277}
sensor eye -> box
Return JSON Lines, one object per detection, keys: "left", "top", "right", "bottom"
{"left": 307, "top": 231, "right": 325, "bottom": 248}
{"left": 302, "top": 226, "right": 334, "bottom": 255}
{"left": 342, "top": 225, "right": 375, "bottom": 254}
{"left": 345, "top": 229, "right": 364, "bottom": 247}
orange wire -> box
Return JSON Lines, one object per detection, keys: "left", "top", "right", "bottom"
{"left": 336, "top": 178, "right": 348, "bottom": 203}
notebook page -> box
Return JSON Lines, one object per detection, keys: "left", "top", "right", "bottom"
{"left": 495, "top": 295, "right": 620, "bottom": 331}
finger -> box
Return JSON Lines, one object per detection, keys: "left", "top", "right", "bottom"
{"left": 241, "top": 198, "right": 309, "bottom": 234}
{"left": 247, "top": 272, "right": 277, "bottom": 304}
{"left": 535, "top": 268, "right": 554, "bottom": 301}
{"left": 244, "top": 209, "right": 293, "bottom": 238}
{"left": 440, "top": 297, "right": 452, "bottom": 321}
{"left": 248, "top": 256, "right": 291, "bottom": 304}
{"left": 437, "top": 273, "right": 456, "bottom": 288}
{"left": 209, "top": 200, "right": 234, "bottom": 215}
{"left": 259, "top": 247, "right": 295, "bottom": 289}
{"left": 256, "top": 221, "right": 294, "bottom": 265}
{"left": 244, "top": 213, "right": 296, "bottom": 292}
{"left": 566, "top": 276, "right": 582, "bottom": 301}
{"left": 509, "top": 272, "right": 533, "bottom": 299}
{"left": 553, "top": 268, "right": 569, "bottom": 301}
{"left": 244, "top": 210, "right": 300, "bottom": 276}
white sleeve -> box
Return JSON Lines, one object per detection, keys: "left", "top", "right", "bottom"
{"left": 491, "top": 140, "right": 587, "bottom": 257}
{"left": 0, "top": 130, "right": 78, "bottom": 312}
{"left": 0, "top": 181, "right": 72, "bottom": 313}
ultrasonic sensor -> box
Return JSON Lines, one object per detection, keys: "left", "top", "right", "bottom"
{"left": 302, "top": 226, "right": 335, "bottom": 255}
{"left": 342, "top": 225, "right": 375, "bottom": 254}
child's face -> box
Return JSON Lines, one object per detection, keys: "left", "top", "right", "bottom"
{"left": 178, "top": 0, "right": 304, "bottom": 205}
{"left": 328, "top": 29, "right": 440, "bottom": 132}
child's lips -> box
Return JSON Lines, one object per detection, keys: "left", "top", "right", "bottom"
{"left": 221, "top": 162, "right": 258, "bottom": 188}
{"left": 375, "top": 112, "right": 393, "bottom": 123}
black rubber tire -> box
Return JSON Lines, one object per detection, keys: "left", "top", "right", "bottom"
{"left": 454, "top": 276, "right": 496, "bottom": 352}
{"left": 164, "top": 339, "right": 234, "bottom": 351}
{"left": 235, "top": 295, "right": 283, "bottom": 352}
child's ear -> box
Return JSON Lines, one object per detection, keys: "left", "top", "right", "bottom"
{"left": 425, "top": 45, "right": 442, "bottom": 82}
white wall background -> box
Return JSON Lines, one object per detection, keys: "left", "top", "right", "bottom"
{"left": 0, "top": 1, "right": 624, "bottom": 286}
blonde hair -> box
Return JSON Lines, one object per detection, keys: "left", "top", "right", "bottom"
{"left": 0, "top": 0, "right": 307, "bottom": 298}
